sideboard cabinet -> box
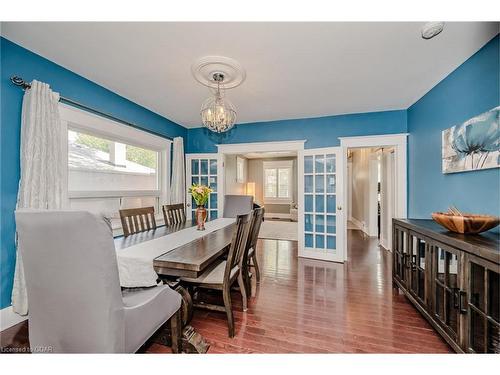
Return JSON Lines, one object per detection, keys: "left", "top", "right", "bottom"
{"left": 392, "top": 219, "right": 499, "bottom": 353}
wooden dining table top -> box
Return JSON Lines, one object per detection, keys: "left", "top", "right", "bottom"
{"left": 114, "top": 220, "right": 236, "bottom": 279}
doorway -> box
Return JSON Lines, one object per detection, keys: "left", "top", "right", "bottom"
{"left": 223, "top": 150, "right": 299, "bottom": 241}
{"left": 340, "top": 134, "right": 408, "bottom": 259}
{"left": 346, "top": 147, "right": 395, "bottom": 251}
{"left": 216, "top": 140, "right": 345, "bottom": 262}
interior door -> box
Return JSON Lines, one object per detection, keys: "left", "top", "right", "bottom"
{"left": 299, "top": 147, "right": 344, "bottom": 262}
{"left": 185, "top": 154, "right": 222, "bottom": 221}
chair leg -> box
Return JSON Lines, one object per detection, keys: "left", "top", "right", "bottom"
{"left": 237, "top": 273, "right": 248, "bottom": 311}
{"left": 222, "top": 285, "right": 235, "bottom": 338}
{"left": 252, "top": 252, "right": 261, "bottom": 282}
{"left": 244, "top": 265, "right": 252, "bottom": 297}
{"left": 170, "top": 308, "right": 182, "bottom": 353}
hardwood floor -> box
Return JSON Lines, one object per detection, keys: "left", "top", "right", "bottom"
{"left": 0, "top": 230, "right": 452, "bottom": 353}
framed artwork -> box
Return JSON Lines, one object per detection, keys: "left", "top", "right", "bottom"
{"left": 442, "top": 106, "right": 499, "bottom": 174}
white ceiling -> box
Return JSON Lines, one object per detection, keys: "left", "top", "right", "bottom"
{"left": 2, "top": 22, "right": 498, "bottom": 128}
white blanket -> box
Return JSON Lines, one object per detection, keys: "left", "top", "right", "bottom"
{"left": 116, "top": 218, "right": 235, "bottom": 287}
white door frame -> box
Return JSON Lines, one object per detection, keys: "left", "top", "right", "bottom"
{"left": 339, "top": 133, "right": 408, "bottom": 259}
{"left": 216, "top": 140, "right": 306, "bottom": 216}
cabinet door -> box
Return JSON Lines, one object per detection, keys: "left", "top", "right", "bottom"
{"left": 431, "top": 244, "right": 461, "bottom": 341}
{"left": 408, "top": 232, "right": 427, "bottom": 305}
{"left": 466, "top": 255, "right": 500, "bottom": 353}
{"left": 393, "top": 225, "right": 409, "bottom": 286}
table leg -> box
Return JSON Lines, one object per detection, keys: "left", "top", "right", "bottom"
{"left": 156, "top": 283, "right": 210, "bottom": 353}
{"left": 174, "top": 285, "right": 193, "bottom": 326}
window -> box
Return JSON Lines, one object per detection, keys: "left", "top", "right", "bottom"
{"left": 59, "top": 104, "right": 171, "bottom": 234}
{"left": 263, "top": 160, "right": 293, "bottom": 203}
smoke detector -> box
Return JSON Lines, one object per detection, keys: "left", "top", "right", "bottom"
{"left": 421, "top": 22, "right": 445, "bottom": 40}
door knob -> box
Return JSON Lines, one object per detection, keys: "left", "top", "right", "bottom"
{"left": 337, "top": 206, "right": 342, "bottom": 211}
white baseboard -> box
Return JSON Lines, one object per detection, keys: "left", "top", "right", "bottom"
{"left": 264, "top": 213, "right": 291, "bottom": 220}
{"left": 379, "top": 238, "right": 388, "bottom": 251}
{"left": 350, "top": 217, "right": 364, "bottom": 231}
{"left": 0, "top": 305, "right": 27, "bottom": 331}
{"left": 350, "top": 217, "right": 377, "bottom": 237}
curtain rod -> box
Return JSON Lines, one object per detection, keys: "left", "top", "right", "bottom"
{"left": 10, "top": 76, "right": 174, "bottom": 141}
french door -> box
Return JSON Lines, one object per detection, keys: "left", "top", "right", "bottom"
{"left": 185, "top": 153, "right": 223, "bottom": 221}
{"left": 299, "top": 147, "right": 344, "bottom": 262}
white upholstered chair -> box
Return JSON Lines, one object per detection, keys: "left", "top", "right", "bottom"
{"left": 15, "top": 209, "right": 182, "bottom": 353}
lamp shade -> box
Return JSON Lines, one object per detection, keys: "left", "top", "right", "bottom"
{"left": 246, "top": 182, "right": 256, "bottom": 199}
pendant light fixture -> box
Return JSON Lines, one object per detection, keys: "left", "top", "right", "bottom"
{"left": 200, "top": 73, "right": 237, "bottom": 133}
{"left": 192, "top": 56, "right": 245, "bottom": 133}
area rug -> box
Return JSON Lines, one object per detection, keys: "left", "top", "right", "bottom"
{"left": 258, "top": 220, "right": 298, "bottom": 241}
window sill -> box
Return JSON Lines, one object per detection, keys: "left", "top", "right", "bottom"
{"left": 264, "top": 198, "right": 293, "bottom": 205}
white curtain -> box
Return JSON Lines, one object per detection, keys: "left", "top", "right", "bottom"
{"left": 170, "top": 137, "right": 185, "bottom": 204}
{"left": 11, "top": 80, "right": 65, "bottom": 315}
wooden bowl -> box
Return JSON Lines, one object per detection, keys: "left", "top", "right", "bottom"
{"left": 432, "top": 212, "right": 500, "bottom": 234}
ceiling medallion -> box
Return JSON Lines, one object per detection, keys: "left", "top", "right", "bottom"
{"left": 192, "top": 56, "right": 245, "bottom": 133}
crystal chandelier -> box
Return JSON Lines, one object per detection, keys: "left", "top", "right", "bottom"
{"left": 200, "top": 73, "right": 237, "bottom": 133}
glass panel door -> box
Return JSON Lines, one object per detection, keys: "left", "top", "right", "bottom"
{"left": 300, "top": 147, "right": 343, "bottom": 262}
{"left": 409, "top": 234, "right": 426, "bottom": 303}
{"left": 393, "top": 226, "right": 408, "bottom": 285}
{"left": 468, "top": 260, "right": 500, "bottom": 353}
{"left": 433, "top": 244, "right": 460, "bottom": 340}
{"left": 186, "top": 154, "right": 219, "bottom": 221}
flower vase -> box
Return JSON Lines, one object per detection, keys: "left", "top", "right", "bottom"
{"left": 195, "top": 205, "right": 207, "bottom": 230}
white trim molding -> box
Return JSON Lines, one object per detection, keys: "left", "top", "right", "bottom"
{"left": 1, "top": 306, "right": 27, "bottom": 332}
{"left": 350, "top": 216, "right": 370, "bottom": 235}
{"left": 216, "top": 140, "right": 306, "bottom": 154}
{"left": 215, "top": 140, "right": 305, "bottom": 230}
{"left": 338, "top": 133, "right": 409, "bottom": 148}
{"left": 340, "top": 133, "right": 408, "bottom": 258}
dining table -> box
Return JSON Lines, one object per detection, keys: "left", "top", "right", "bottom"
{"left": 114, "top": 218, "right": 236, "bottom": 353}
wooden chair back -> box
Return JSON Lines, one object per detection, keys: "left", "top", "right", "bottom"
{"left": 247, "top": 207, "right": 265, "bottom": 253}
{"left": 119, "top": 206, "right": 157, "bottom": 237}
{"left": 225, "top": 211, "right": 253, "bottom": 281}
{"left": 162, "top": 203, "right": 186, "bottom": 226}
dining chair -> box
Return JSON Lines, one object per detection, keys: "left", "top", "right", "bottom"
{"left": 15, "top": 209, "right": 183, "bottom": 353}
{"left": 222, "top": 195, "right": 254, "bottom": 218}
{"left": 180, "top": 211, "right": 253, "bottom": 338}
{"left": 244, "top": 207, "right": 265, "bottom": 292}
{"left": 119, "top": 206, "right": 157, "bottom": 236}
{"left": 162, "top": 203, "right": 186, "bottom": 226}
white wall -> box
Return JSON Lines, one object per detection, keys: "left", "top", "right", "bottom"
{"left": 350, "top": 148, "right": 378, "bottom": 236}
{"left": 224, "top": 154, "right": 247, "bottom": 195}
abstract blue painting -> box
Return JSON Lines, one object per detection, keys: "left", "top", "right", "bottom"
{"left": 442, "top": 106, "right": 499, "bottom": 174}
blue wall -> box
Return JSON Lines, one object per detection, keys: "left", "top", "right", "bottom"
{"left": 407, "top": 35, "right": 499, "bottom": 219}
{"left": 186, "top": 110, "right": 407, "bottom": 153}
{"left": 0, "top": 37, "right": 186, "bottom": 309}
